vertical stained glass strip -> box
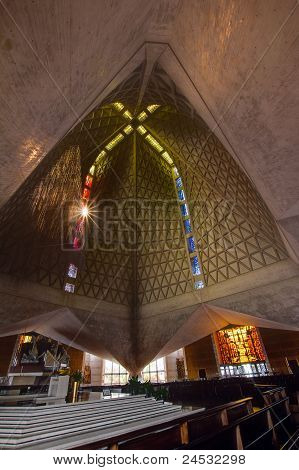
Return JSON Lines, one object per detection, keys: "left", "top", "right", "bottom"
{"left": 85, "top": 175, "right": 93, "bottom": 188}
{"left": 178, "top": 189, "right": 185, "bottom": 201}
{"left": 82, "top": 188, "right": 90, "bottom": 200}
{"left": 194, "top": 280, "right": 204, "bottom": 289}
{"left": 68, "top": 263, "right": 78, "bottom": 279}
{"left": 187, "top": 236, "right": 196, "bottom": 253}
{"left": 184, "top": 219, "right": 192, "bottom": 234}
{"left": 175, "top": 177, "right": 183, "bottom": 188}
{"left": 180, "top": 203, "right": 189, "bottom": 217}
{"left": 191, "top": 256, "right": 201, "bottom": 275}
{"left": 64, "top": 283, "right": 75, "bottom": 293}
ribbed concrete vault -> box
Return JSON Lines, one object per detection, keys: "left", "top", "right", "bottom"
{"left": 0, "top": 54, "right": 298, "bottom": 374}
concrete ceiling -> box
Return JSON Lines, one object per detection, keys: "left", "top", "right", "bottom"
{"left": 0, "top": 0, "right": 179, "bottom": 204}
{"left": 168, "top": 0, "right": 299, "bottom": 261}
{"left": 0, "top": 1, "right": 298, "bottom": 371}
{"left": 0, "top": 0, "right": 298, "bottom": 255}
{"left": 0, "top": 257, "right": 298, "bottom": 374}
{"left": 0, "top": 1, "right": 298, "bottom": 240}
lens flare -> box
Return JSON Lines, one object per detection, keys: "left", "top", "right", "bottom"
{"left": 81, "top": 205, "right": 89, "bottom": 218}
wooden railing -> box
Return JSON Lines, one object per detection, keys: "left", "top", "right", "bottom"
{"left": 180, "top": 396, "right": 292, "bottom": 450}
{"left": 261, "top": 386, "right": 287, "bottom": 405}
{"left": 158, "top": 376, "right": 299, "bottom": 409}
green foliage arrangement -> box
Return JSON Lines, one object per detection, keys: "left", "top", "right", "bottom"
{"left": 71, "top": 370, "right": 83, "bottom": 383}
{"left": 127, "top": 376, "right": 141, "bottom": 395}
{"left": 127, "top": 376, "right": 169, "bottom": 402}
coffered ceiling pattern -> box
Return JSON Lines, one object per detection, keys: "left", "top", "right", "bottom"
{"left": 0, "top": 60, "right": 288, "bottom": 306}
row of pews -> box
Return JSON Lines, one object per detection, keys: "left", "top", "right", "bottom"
{"left": 179, "top": 387, "right": 295, "bottom": 450}
{"left": 71, "top": 387, "right": 297, "bottom": 450}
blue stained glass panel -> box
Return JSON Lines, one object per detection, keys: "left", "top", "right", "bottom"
{"left": 175, "top": 177, "right": 183, "bottom": 188}
{"left": 68, "top": 263, "right": 78, "bottom": 279}
{"left": 180, "top": 203, "right": 189, "bottom": 217}
{"left": 184, "top": 219, "right": 192, "bottom": 234}
{"left": 191, "top": 256, "right": 201, "bottom": 275}
{"left": 187, "top": 236, "right": 196, "bottom": 253}
{"left": 194, "top": 280, "right": 204, "bottom": 289}
{"left": 178, "top": 189, "right": 185, "bottom": 201}
{"left": 64, "top": 283, "right": 75, "bottom": 293}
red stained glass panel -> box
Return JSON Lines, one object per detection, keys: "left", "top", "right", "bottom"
{"left": 85, "top": 175, "right": 93, "bottom": 188}
{"left": 216, "top": 326, "right": 265, "bottom": 364}
{"left": 73, "top": 236, "right": 81, "bottom": 249}
{"left": 82, "top": 188, "right": 90, "bottom": 200}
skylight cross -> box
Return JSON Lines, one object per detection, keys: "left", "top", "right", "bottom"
{"left": 64, "top": 102, "right": 205, "bottom": 294}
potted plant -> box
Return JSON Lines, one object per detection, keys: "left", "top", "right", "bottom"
{"left": 128, "top": 376, "right": 142, "bottom": 395}
{"left": 153, "top": 386, "right": 169, "bottom": 402}
{"left": 143, "top": 380, "right": 154, "bottom": 398}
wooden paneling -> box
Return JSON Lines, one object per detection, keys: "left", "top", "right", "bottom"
{"left": 185, "top": 334, "right": 218, "bottom": 379}
{"left": 67, "top": 346, "right": 84, "bottom": 375}
{"left": 260, "top": 328, "right": 299, "bottom": 374}
{"left": 0, "top": 335, "right": 17, "bottom": 376}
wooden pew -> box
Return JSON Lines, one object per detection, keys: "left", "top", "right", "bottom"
{"left": 178, "top": 395, "right": 292, "bottom": 450}
{"left": 1, "top": 385, "right": 291, "bottom": 450}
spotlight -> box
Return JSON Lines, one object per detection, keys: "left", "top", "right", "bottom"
{"left": 81, "top": 205, "right": 89, "bottom": 218}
